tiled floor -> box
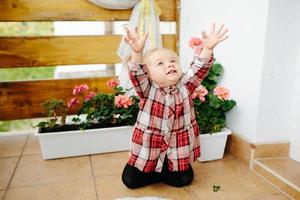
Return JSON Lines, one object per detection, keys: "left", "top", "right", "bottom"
{"left": 0, "top": 131, "right": 293, "bottom": 200}
{"left": 257, "top": 157, "right": 300, "bottom": 188}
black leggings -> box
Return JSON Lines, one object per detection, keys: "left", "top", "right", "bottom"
{"left": 122, "top": 158, "right": 194, "bottom": 189}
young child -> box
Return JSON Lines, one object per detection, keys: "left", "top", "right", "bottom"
{"left": 122, "top": 23, "right": 228, "bottom": 189}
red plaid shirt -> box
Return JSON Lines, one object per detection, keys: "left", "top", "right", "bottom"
{"left": 127, "top": 55, "right": 214, "bottom": 172}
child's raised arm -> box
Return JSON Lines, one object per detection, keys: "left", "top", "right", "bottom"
{"left": 124, "top": 28, "right": 150, "bottom": 99}
{"left": 124, "top": 27, "right": 148, "bottom": 63}
{"left": 185, "top": 23, "right": 228, "bottom": 94}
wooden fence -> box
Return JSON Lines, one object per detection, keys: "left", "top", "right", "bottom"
{"left": 0, "top": 0, "right": 179, "bottom": 120}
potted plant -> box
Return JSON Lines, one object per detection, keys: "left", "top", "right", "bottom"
{"left": 34, "top": 79, "right": 140, "bottom": 159}
{"left": 189, "top": 38, "right": 236, "bottom": 162}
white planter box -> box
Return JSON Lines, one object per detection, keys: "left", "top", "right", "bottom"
{"left": 198, "top": 128, "right": 232, "bottom": 162}
{"left": 35, "top": 126, "right": 133, "bottom": 160}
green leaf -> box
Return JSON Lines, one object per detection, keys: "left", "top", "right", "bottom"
{"left": 209, "top": 95, "right": 220, "bottom": 109}
{"left": 221, "top": 100, "right": 237, "bottom": 111}
{"left": 213, "top": 185, "right": 221, "bottom": 192}
{"left": 34, "top": 121, "right": 49, "bottom": 128}
{"left": 211, "top": 63, "right": 223, "bottom": 75}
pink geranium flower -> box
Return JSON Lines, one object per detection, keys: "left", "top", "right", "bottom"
{"left": 114, "top": 95, "right": 132, "bottom": 108}
{"left": 107, "top": 78, "right": 119, "bottom": 89}
{"left": 189, "top": 37, "right": 202, "bottom": 48}
{"left": 73, "top": 84, "right": 89, "bottom": 95}
{"left": 84, "top": 92, "right": 96, "bottom": 101}
{"left": 67, "top": 97, "right": 80, "bottom": 109}
{"left": 214, "top": 86, "right": 230, "bottom": 100}
{"left": 192, "top": 85, "right": 208, "bottom": 102}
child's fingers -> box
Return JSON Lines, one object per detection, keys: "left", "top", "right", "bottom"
{"left": 216, "top": 24, "right": 224, "bottom": 35}
{"left": 219, "top": 35, "right": 229, "bottom": 43}
{"left": 143, "top": 32, "right": 148, "bottom": 41}
{"left": 125, "top": 27, "right": 133, "bottom": 40}
{"left": 219, "top": 28, "right": 228, "bottom": 38}
{"left": 135, "top": 27, "right": 139, "bottom": 37}
{"left": 201, "top": 31, "right": 208, "bottom": 39}
{"left": 124, "top": 35, "right": 130, "bottom": 44}
{"left": 209, "top": 22, "right": 215, "bottom": 35}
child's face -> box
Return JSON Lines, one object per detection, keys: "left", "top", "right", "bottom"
{"left": 145, "top": 49, "right": 183, "bottom": 87}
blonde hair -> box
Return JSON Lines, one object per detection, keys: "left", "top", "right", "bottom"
{"left": 143, "top": 48, "right": 178, "bottom": 64}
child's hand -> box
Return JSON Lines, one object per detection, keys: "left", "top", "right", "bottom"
{"left": 201, "top": 23, "right": 228, "bottom": 50}
{"left": 124, "top": 27, "right": 148, "bottom": 53}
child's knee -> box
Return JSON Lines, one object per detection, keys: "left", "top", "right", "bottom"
{"left": 164, "top": 165, "right": 194, "bottom": 187}
{"left": 179, "top": 172, "right": 194, "bottom": 186}
{"left": 121, "top": 164, "right": 140, "bottom": 189}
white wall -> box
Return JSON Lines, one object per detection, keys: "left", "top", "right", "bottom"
{"left": 256, "top": 0, "right": 298, "bottom": 143}
{"left": 180, "top": 0, "right": 270, "bottom": 142}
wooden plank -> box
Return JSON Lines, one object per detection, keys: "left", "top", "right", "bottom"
{"left": 175, "top": 0, "right": 180, "bottom": 55}
{"left": 0, "top": 0, "right": 175, "bottom": 21}
{"left": 0, "top": 34, "right": 176, "bottom": 68}
{"left": 0, "top": 77, "right": 116, "bottom": 120}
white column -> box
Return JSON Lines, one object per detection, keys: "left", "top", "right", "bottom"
{"left": 256, "top": 0, "right": 298, "bottom": 143}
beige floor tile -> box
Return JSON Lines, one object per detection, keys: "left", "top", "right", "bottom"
{"left": 258, "top": 157, "right": 300, "bottom": 187}
{"left": 95, "top": 175, "right": 192, "bottom": 200}
{"left": 259, "top": 193, "right": 293, "bottom": 200}
{"left": 186, "top": 159, "right": 289, "bottom": 200}
{"left": 91, "top": 151, "right": 129, "bottom": 177}
{"left": 23, "top": 134, "right": 41, "bottom": 155}
{"left": 0, "top": 157, "right": 18, "bottom": 190}
{"left": 0, "top": 190, "right": 5, "bottom": 199}
{"left": 222, "top": 152, "right": 235, "bottom": 160}
{"left": 10, "top": 154, "right": 93, "bottom": 188}
{"left": 4, "top": 178, "right": 97, "bottom": 200}
{"left": 0, "top": 135, "right": 28, "bottom": 158}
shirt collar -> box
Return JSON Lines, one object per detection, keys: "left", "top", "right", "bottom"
{"left": 152, "top": 74, "right": 184, "bottom": 95}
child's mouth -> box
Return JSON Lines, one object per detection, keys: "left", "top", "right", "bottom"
{"left": 167, "top": 70, "right": 177, "bottom": 75}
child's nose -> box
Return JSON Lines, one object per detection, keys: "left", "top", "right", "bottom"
{"left": 168, "top": 63, "right": 174, "bottom": 68}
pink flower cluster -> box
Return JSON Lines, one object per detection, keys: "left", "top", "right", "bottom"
{"left": 189, "top": 37, "right": 203, "bottom": 55}
{"left": 67, "top": 97, "right": 80, "bottom": 109}
{"left": 189, "top": 37, "right": 202, "bottom": 48}
{"left": 67, "top": 84, "right": 96, "bottom": 109}
{"left": 214, "top": 86, "right": 230, "bottom": 100}
{"left": 73, "top": 84, "right": 89, "bottom": 95}
{"left": 192, "top": 85, "right": 208, "bottom": 102}
{"left": 85, "top": 91, "right": 96, "bottom": 101}
{"left": 107, "top": 78, "right": 119, "bottom": 89}
{"left": 192, "top": 85, "right": 231, "bottom": 102}
{"left": 114, "top": 95, "right": 132, "bottom": 108}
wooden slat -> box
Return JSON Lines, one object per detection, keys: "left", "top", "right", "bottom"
{"left": 0, "top": 34, "right": 176, "bottom": 68}
{"left": 0, "top": 0, "right": 175, "bottom": 21}
{"left": 0, "top": 77, "right": 116, "bottom": 120}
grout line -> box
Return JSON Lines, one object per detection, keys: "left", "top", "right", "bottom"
{"left": 89, "top": 155, "right": 99, "bottom": 200}
{"left": 2, "top": 134, "right": 29, "bottom": 200}
{"left": 183, "top": 186, "right": 194, "bottom": 199}
{"left": 254, "top": 159, "right": 300, "bottom": 192}
{"left": 0, "top": 156, "right": 21, "bottom": 159}
{"left": 252, "top": 169, "right": 295, "bottom": 200}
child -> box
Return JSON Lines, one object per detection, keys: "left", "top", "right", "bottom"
{"left": 122, "top": 23, "right": 228, "bottom": 188}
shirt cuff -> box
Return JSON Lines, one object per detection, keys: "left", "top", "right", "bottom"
{"left": 193, "top": 53, "right": 214, "bottom": 67}
{"left": 128, "top": 62, "right": 145, "bottom": 71}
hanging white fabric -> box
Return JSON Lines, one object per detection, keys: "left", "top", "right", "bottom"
{"left": 88, "top": 0, "right": 162, "bottom": 96}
